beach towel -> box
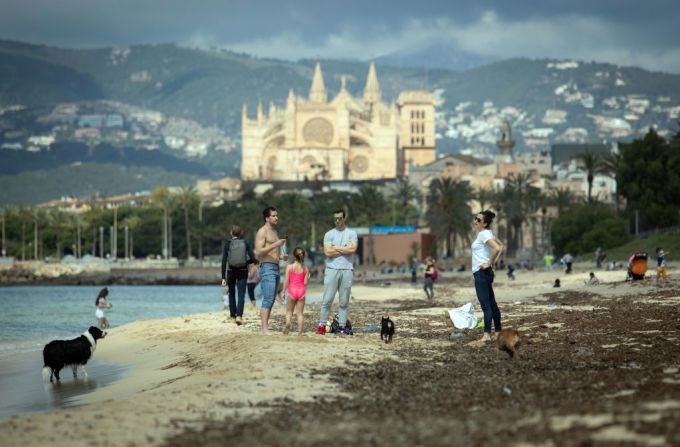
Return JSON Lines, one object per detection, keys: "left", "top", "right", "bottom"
{"left": 448, "top": 303, "right": 478, "bottom": 330}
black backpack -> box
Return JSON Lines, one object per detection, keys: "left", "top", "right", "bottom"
{"left": 227, "top": 239, "right": 248, "bottom": 268}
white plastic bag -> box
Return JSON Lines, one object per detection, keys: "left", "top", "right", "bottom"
{"left": 448, "top": 302, "right": 478, "bottom": 330}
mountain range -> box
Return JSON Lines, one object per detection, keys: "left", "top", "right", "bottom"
{"left": 1, "top": 39, "right": 680, "bottom": 204}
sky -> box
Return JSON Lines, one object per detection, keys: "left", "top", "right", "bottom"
{"left": 1, "top": 0, "right": 680, "bottom": 73}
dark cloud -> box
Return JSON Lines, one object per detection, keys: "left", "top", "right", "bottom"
{"left": 1, "top": 0, "right": 679, "bottom": 72}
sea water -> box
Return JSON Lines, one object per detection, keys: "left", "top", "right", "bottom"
{"left": 0, "top": 285, "right": 229, "bottom": 419}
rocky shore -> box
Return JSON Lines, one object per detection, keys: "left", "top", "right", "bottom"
{"left": 0, "top": 262, "right": 222, "bottom": 286}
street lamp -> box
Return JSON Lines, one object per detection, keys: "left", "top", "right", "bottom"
{"left": 99, "top": 226, "right": 104, "bottom": 258}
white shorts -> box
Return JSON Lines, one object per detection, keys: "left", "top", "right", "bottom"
{"left": 95, "top": 309, "right": 104, "bottom": 319}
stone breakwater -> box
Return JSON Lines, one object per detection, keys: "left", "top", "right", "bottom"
{"left": 0, "top": 262, "right": 222, "bottom": 286}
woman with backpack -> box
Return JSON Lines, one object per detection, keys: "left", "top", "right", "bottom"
{"left": 423, "top": 257, "right": 438, "bottom": 299}
{"left": 221, "top": 225, "right": 256, "bottom": 325}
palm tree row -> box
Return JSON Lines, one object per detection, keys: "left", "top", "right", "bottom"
{"left": 0, "top": 171, "right": 591, "bottom": 263}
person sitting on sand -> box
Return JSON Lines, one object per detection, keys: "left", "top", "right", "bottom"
{"left": 280, "top": 247, "right": 309, "bottom": 336}
{"left": 584, "top": 272, "right": 600, "bottom": 286}
{"left": 95, "top": 287, "right": 112, "bottom": 329}
{"left": 553, "top": 278, "right": 561, "bottom": 288}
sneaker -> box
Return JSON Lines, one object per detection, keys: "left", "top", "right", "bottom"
{"left": 235, "top": 316, "right": 243, "bottom": 326}
{"left": 315, "top": 324, "right": 326, "bottom": 335}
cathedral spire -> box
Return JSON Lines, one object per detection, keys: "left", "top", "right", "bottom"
{"left": 363, "top": 62, "right": 381, "bottom": 104}
{"left": 309, "top": 62, "right": 327, "bottom": 103}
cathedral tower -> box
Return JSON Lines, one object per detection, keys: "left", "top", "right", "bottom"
{"left": 309, "top": 62, "right": 327, "bottom": 103}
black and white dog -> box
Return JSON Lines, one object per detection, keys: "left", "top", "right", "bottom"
{"left": 42, "top": 326, "right": 106, "bottom": 383}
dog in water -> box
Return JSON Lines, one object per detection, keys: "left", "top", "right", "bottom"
{"left": 380, "top": 316, "right": 395, "bottom": 343}
{"left": 42, "top": 326, "right": 106, "bottom": 382}
{"left": 497, "top": 329, "right": 521, "bottom": 358}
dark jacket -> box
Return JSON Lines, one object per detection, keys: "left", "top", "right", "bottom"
{"left": 221, "top": 237, "right": 256, "bottom": 279}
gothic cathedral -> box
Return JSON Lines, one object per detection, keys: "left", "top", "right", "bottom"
{"left": 241, "top": 63, "right": 435, "bottom": 181}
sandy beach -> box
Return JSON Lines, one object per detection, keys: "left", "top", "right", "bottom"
{"left": 1, "top": 267, "right": 679, "bottom": 446}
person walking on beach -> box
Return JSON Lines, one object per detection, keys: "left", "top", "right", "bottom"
{"left": 281, "top": 247, "right": 309, "bottom": 336}
{"left": 316, "top": 209, "right": 357, "bottom": 335}
{"left": 471, "top": 210, "right": 504, "bottom": 342}
{"left": 247, "top": 260, "right": 260, "bottom": 309}
{"left": 656, "top": 247, "right": 670, "bottom": 282}
{"left": 254, "top": 206, "right": 287, "bottom": 334}
{"left": 544, "top": 253, "right": 553, "bottom": 272}
{"left": 563, "top": 253, "right": 574, "bottom": 274}
{"left": 423, "top": 256, "right": 437, "bottom": 299}
{"left": 221, "top": 225, "right": 256, "bottom": 326}
{"left": 95, "top": 287, "right": 112, "bottom": 329}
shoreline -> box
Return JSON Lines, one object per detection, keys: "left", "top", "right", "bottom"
{"left": 1, "top": 273, "right": 678, "bottom": 446}
{"left": 0, "top": 260, "right": 655, "bottom": 286}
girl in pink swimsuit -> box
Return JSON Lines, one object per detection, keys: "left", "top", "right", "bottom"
{"left": 281, "top": 246, "right": 309, "bottom": 335}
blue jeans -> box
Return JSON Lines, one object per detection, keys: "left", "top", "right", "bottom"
{"left": 474, "top": 268, "right": 502, "bottom": 333}
{"left": 227, "top": 268, "right": 248, "bottom": 317}
{"left": 259, "top": 262, "right": 280, "bottom": 310}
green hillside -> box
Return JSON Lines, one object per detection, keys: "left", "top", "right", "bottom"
{"left": 2, "top": 40, "right": 680, "bottom": 205}
{"left": 2, "top": 40, "right": 680, "bottom": 131}
{"left": 0, "top": 163, "right": 199, "bottom": 205}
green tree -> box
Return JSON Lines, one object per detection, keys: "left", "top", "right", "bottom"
{"left": 578, "top": 150, "right": 607, "bottom": 202}
{"left": 390, "top": 180, "right": 420, "bottom": 225}
{"left": 601, "top": 152, "right": 623, "bottom": 212}
{"left": 550, "top": 187, "right": 576, "bottom": 216}
{"left": 426, "top": 177, "right": 472, "bottom": 258}
{"left": 551, "top": 203, "right": 630, "bottom": 256}
{"left": 175, "top": 186, "right": 199, "bottom": 260}
{"left": 474, "top": 187, "right": 493, "bottom": 212}
{"left": 351, "top": 185, "right": 388, "bottom": 226}
{"left": 499, "top": 173, "right": 537, "bottom": 256}
{"left": 618, "top": 128, "right": 680, "bottom": 231}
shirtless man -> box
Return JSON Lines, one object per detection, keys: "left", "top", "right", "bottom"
{"left": 254, "top": 206, "right": 287, "bottom": 334}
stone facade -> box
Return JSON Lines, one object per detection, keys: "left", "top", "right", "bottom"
{"left": 241, "top": 63, "right": 435, "bottom": 181}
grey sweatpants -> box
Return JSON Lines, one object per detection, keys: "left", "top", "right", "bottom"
{"left": 319, "top": 268, "right": 353, "bottom": 326}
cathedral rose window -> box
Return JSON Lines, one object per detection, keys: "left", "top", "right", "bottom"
{"left": 303, "top": 118, "right": 334, "bottom": 145}
{"left": 351, "top": 155, "right": 369, "bottom": 173}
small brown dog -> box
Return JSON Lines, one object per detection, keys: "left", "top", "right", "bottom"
{"left": 497, "top": 329, "right": 521, "bottom": 358}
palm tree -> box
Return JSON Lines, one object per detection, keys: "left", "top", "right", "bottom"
{"left": 121, "top": 215, "right": 142, "bottom": 259}
{"left": 29, "top": 208, "right": 44, "bottom": 260}
{"left": 352, "top": 185, "right": 388, "bottom": 226}
{"left": 17, "top": 206, "right": 31, "bottom": 261}
{"left": 578, "top": 150, "right": 606, "bottom": 202}
{"left": 47, "top": 209, "right": 69, "bottom": 259}
{"left": 150, "top": 186, "right": 174, "bottom": 259}
{"left": 550, "top": 187, "right": 575, "bottom": 216}
{"left": 272, "top": 192, "right": 312, "bottom": 245}
{"left": 501, "top": 173, "right": 535, "bottom": 257}
{"left": 390, "top": 180, "right": 420, "bottom": 225}
{"left": 0, "top": 206, "right": 6, "bottom": 257}
{"left": 474, "top": 187, "right": 493, "bottom": 212}
{"left": 426, "top": 177, "right": 472, "bottom": 258}
{"left": 69, "top": 213, "right": 86, "bottom": 259}
{"left": 601, "top": 152, "right": 622, "bottom": 212}
{"left": 175, "top": 186, "right": 199, "bottom": 260}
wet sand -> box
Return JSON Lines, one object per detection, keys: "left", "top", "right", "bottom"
{"left": 1, "top": 269, "right": 679, "bottom": 446}
{"left": 0, "top": 350, "right": 128, "bottom": 420}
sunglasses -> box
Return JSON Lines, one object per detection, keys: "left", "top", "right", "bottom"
{"left": 474, "top": 217, "right": 483, "bottom": 223}
{"left": 334, "top": 216, "right": 344, "bottom": 222}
